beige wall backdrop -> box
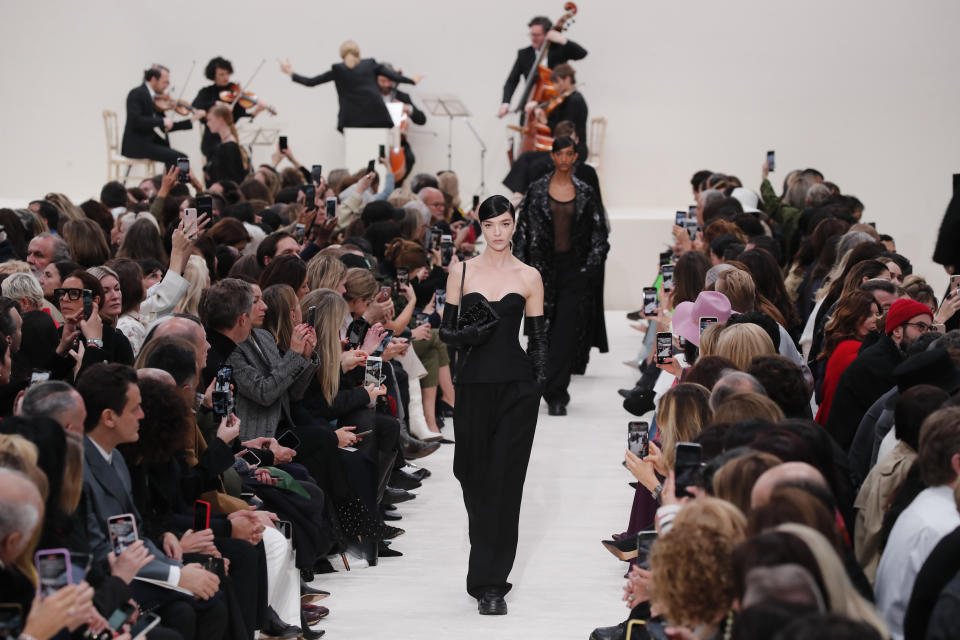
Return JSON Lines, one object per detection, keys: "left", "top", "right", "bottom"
{"left": 1, "top": 0, "right": 958, "bottom": 296}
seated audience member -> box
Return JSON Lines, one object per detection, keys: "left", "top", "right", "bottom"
{"left": 747, "top": 355, "right": 812, "bottom": 419}
{"left": 76, "top": 362, "right": 228, "bottom": 640}
{"left": 825, "top": 298, "right": 934, "bottom": 451}
{"left": 19, "top": 379, "right": 86, "bottom": 433}
{"left": 710, "top": 370, "right": 766, "bottom": 410}
{"left": 26, "top": 232, "right": 71, "bottom": 276}
{"left": 874, "top": 407, "right": 960, "bottom": 638}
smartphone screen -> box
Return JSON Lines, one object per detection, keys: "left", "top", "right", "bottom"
{"left": 29, "top": 370, "right": 50, "bottom": 387}
{"left": 674, "top": 442, "right": 703, "bottom": 499}
{"left": 378, "top": 144, "right": 385, "bottom": 159}
{"left": 660, "top": 264, "right": 675, "bottom": 291}
{"left": 301, "top": 184, "right": 316, "bottom": 210}
{"left": 107, "top": 514, "right": 138, "bottom": 555}
{"left": 699, "top": 316, "right": 718, "bottom": 334}
{"left": 192, "top": 500, "right": 211, "bottom": 532}
{"left": 656, "top": 332, "right": 673, "bottom": 365}
{"left": 949, "top": 274, "right": 960, "bottom": 294}
{"left": 347, "top": 318, "right": 369, "bottom": 348}
{"left": 306, "top": 306, "right": 317, "bottom": 328}
{"left": 279, "top": 136, "right": 288, "bottom": 151}
{"left": 182, "top": 208, "right": 198, "bottom": 240}
{"left": 635, "top": 530, "right": 658, "bottom": 570}
{"left": 176, "top": 157, "right": 190, "bottom": 183}
{"left": 766, "top": 150, "right": 775, "bottom": 172}
{"left": 82, "top": 290, "right": 93, "bottom": 320}
{"left": 325, "top": 197, "right": 337, "bottom": 218}
{"left": 435, "top": 289, "right": 447, "bottom": 309}
{"left": 212, "top": 366, "right": 232, "bottom": 419}
{"left": 396, "top": 267, "right": 409, "bottom": 285}
{"left": 627, "top": 421, "right": 649, "bottom": 458}
{"left": 196, "top": 195, "right": 213, "bottom": 221}
{"left": 415, "top": 312, "right": 430, "bottom": 327}
{"left": 440, "top": 237, "right": 454, "bottom": 267}
{"left": 35, "top": 549, "right": 71, "bottom": 596}
{"left": 472, "top": 194, "right": 480, "bottom": 209}
{"left": 688, "top": 204, "right": 696, "bottom": 216}
{"left": 240, "top": 450, "right": 261, "bottom": 467}
{"left": 277, "top": 430, "right": 301, "bottom": 450}
{"left": 364, "top": 356, "right": 383, "bottom": 387}
{"left": 311, "top": 164, "right": 323, "bottom": 184}
{"left": 372, "top": 329, "right": 395, "bottom": 356}
{"left": 0, "top": 604, "right": 23, "bottom": 640}
{"left": 685, "top": 217, "right": 699, "bottom": 240}
{"left": 129, "top": 612, "right": 161, "bottom": 640}
{"left": 658, "top": 251, "right": 672, "bottom": 267}
{"left": 107, "top": 603, "right": 136, "bottom": 631}
{"left": 643, "top": 287, "right": 658, "bottom": 318}
{"left": 675, "top": 211, "right": 686, "bottom": 227}
{"left": 367, "top": 159, "right": 376, "bottom": 174}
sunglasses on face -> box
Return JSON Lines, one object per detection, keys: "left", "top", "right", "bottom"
{"left": 54, "top": 288, "right": 92, "bottom": 301}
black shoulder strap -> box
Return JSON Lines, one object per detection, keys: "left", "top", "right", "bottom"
{"left": 456, "top": 262, "right": 466, "bottom": 327}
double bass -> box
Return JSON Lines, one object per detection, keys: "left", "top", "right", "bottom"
{"left": 514, "top": 2, "right": 578, "bottom": 156}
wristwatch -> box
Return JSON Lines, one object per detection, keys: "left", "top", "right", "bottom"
{"left": 86, "top": 338, "right": 104, "bottom": 349}
{"left": 651, "top": 484, "right": 663, "bottom": 503}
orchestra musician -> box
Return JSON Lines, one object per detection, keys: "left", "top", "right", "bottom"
{"left": 524, "top": 63, "right": 588, "bottom": 159}
{"left": 192, "top": 56, "right": 266, "bottom": 159}
{"left": 497, "top": 15, "right": 587, "bottom": 118}
{"left": 121, "top": 65, "right": 196, "bottom": 166}
{"left": 377, "top": 64, "right": 426, "bottom": 180}
{"left": 279, "top": 41, "right": 424, "bottom": 132}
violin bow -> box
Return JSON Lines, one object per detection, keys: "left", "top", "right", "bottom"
{"left": 231, "top": 58, "right": 266, "bottom": 109}
{"left": 175, "top": 59, "right": 197, "bottom": 105}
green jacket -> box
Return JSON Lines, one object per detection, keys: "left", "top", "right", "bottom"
{"left": 760, "top": 178, "right": 801, "bottom": 261}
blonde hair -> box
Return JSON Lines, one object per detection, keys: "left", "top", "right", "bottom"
{"left": 777, "top": 524, "right": 889, "bottom": 637}
{"left": 712, "top": 451, "right": 783, "bottom": 514}
{"left": 698, "top": 321, "right": 725, "bottom": 357}
{"left": 342, "top": 267, "right": 378, "bottom": 302}
{"left": 1, "top": 272, "right": 43, "bottom": 308}
{"left": 714, "top": 323, "right": 776, "bottom": 371}
{"left": 656, "top": 383, "right": 712, "bottom": 469}
{"left": 387, "top": 188, "right": 415, "bottom": 208}
{"left": 306, "top": 254, "right": 348, "bottom": 291}
{"left": 209, "top": 104, "right": 249, "bottom": 171}
{"left": 174, "top": 255, "right": 209, "bottom": 317}
{"left": 339, "top": 40, "right": 361, "bottom": 68}
{"left": 673, "top": 497, "right": 748, "bottom": 541}
{"left": 262, "top": 284, "right": 298, "bottom": 351}
{"left": 713, "top": 391, "right": 785, "bottom": 424}
{"left": 0, "top": 261, "right": 32, "bottom": 275}
{"left": 43, "top": 193, "right": 84, "bottom": 223}
{"left": 716, "top": 269, "right": 756, "bottom": 313}
{"left": 0, "top": 438, "right": 47, "bottom": 587}
{"left": 300, "top": 289, "right": 348, "bottom": 404}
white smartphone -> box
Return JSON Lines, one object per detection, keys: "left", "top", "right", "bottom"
{"left": 182, "top": 208, "right": 198, "bottom": 240}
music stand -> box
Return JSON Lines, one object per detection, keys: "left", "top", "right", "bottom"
{"left": 423, "top": 95, "right": 471, "bottom": 170}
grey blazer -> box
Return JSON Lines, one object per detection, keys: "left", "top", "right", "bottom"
{"left": 82, "top": 436, "right": 179, "bottom": 581}
{"left": 227, "top": 328, "right": 319, "bottom": 440}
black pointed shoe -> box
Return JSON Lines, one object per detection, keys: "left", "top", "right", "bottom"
{"left": 478, "top": 589, "right": 507, "bottom": 615}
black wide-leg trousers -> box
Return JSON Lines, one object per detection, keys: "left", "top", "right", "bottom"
{"left": 453, "top": 379, "right": 540, "bottom": 599}
{"left": 544, "top": 255, "right": 588, "bottom": 406}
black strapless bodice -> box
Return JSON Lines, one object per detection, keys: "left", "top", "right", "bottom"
{"left": 455, "top": 292, "right": 534, "bottom": 384}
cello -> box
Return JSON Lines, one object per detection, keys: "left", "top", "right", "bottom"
{"left": 514, "top": 2, "right": 578, "bottom": 156}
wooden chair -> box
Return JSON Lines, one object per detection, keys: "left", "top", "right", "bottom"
{"left": 587, "top": 116, "right": 607, "bottom": 181}
{"left": 102, "top": 110, "right": 158, "bottom": 185}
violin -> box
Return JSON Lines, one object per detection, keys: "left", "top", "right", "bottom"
{"left": 516, "top": 2, "right": 578, "bottom": 155}
{"left": 219, "top": 83, "right": 277, "bottom": 115}
{"left": 154, "top": 93, "right": 198, "bottom": 116}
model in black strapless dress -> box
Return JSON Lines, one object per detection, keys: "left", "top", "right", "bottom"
{"left": 451, "top": 291, "right": 540, "bottom": 600}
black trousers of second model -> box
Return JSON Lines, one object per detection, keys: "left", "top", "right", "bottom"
{"left": 453, "top": 380, "right": 540, "bottom": 599}
{"left": 544, "top": 254, "right": 588, "bottom": 406}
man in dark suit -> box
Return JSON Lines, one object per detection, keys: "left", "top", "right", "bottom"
{"left": 377, "top": 67, "right": 426, "bottom": 181}
{"left": 497, "top": 15, "right": 587, "bottom": 117}
{"left": 121, "top": 65, "right": 195, "bottom": 166}
{"left": 77, "top": 363, "right": 227, "bottom": 640}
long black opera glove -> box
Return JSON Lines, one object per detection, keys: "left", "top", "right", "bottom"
{"left": 526, "top": 315, "right": 548, "bottom": 386}
{"left": 438, "top": 303, "right": 499, "bottom": 347}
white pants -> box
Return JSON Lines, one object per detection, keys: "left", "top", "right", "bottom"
{"left": 262, "top": 526, "right": 300, "bottom": 626}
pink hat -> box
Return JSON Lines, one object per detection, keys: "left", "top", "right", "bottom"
{"left": 672, "top": 291, "right": 733, "bottom": 347}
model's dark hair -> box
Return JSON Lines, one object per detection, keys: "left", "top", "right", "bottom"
{"left": 204, "top": 56, "right": 233, "bottom": 81}
{"left": 551, "top": 135, "right": 576, "bottom": 153}
{"left": 477, "top": 195, "right": 516, "bottom": 222}
{"left": 528, "top": 15, "right": 553, "bottom": 31}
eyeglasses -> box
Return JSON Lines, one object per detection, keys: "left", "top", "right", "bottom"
{"left": 901, "top": 321, "right": 936, "bottom": 333}
{"left": 54, "top": 288, "right": 92, "bottom": 301}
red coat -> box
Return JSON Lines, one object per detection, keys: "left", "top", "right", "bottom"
{"left": 815, "top": 339, "right": 862, "bottom": 425}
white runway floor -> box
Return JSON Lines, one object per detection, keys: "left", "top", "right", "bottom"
{"left": 308, "top": 312, "right": 638, "bottom": 639}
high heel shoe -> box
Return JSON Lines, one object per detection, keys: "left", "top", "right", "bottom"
{"left": 601, "top": 537, "right": 638, "bottom": 561}
{"left": 346, "top": 536, "right": 379, "bottom": 567}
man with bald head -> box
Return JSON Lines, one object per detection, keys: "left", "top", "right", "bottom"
{"left": 150, "top": 315, "right": 210, "bottom": 373}
{"left": 418, "top": 187, "right": 447, "bottom": 227}
{"left": 750, "top": 461, "right": 829, "bottom": 510}
{"left": 710, "top": 371, "right": 767, "bottom": 411}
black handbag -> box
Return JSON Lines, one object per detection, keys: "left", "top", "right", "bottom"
{"left": 456, "top": 263, "right": 500, "bottom": 332}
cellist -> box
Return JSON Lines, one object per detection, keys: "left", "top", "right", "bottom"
{"left": 377, "top": 64, "right": 426, "bottom": 183}
{"left": 523, "top": 63, "right": 588, "bottom": 159}
{"left": 496, "top": 15, "right": 587, "bottom": 119}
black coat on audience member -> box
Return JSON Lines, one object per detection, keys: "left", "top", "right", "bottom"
{"left": 48, "top": 324, "right": 134, "bottom": 382}
{"left": 824, "top": 334, "right": 903, "bottom": 452}
{"left": 513, "top": 172, "right": 609, "bottom": 373}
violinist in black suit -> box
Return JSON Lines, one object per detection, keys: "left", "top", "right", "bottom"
{"left": 497, "top": 15, "right": 587, "bottom": 118}
{"left": 377, "top": 66, "right": 426, "bottom": 180}
{"left": 121, "top": 65, "right": 195, "bottom": 166}
{"left": 279, "top": 41, "right": 423, "bottom": 132}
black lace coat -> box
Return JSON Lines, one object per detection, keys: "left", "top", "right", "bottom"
{"left": 513, "top": 172, "right": 610, "bottom": 373}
